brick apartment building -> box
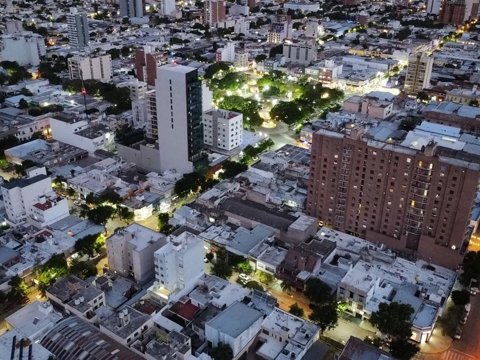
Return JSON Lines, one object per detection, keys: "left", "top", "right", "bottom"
{"left": 135, "top": 48, "right": 167, "bottom": 86}
{"left": 306, "top": 126, "right": 480, "bottom": 268}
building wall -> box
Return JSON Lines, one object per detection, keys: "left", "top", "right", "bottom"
{"left": 1, "top": 176, "right": 53, "bottom": 224}
{"left": 0, "top": 33, "right": 46, "bottom": 66}
{"left": 117, "top": 143, "right": 162, "bottom": 173}
{"left": 156, "top": 64, "right": 204, "bottom": 174}
{"left": 119, "top": 0, "right": 143, "bottom": 18}
{"left": 68, "top": 55, "right": 112, "bottom": 83}
{"left": 67, "top": 10, "right": 89, "bottom": 48}
{"left": 30, "top": 197, "right": 69, "bottom": 227}
{"left": 159, "top": 0, "right": 176, "bottom": 15}
{"left": 203, "top": 109, "right": 243, "bottom": 151}
{"left": 50, "top": 118, "right": 112, "bottom": 155}
{"left": 307, "top": 130, "right": 480, "bottom": 268}
{"left": 204, "top": 0, "right": 226, "bottom": 26}
{"left": 283, "top": 43, "right": 316, "bottom": 65}
{"left": 205, "top": 316, "right": 263, "bottom": 358}
{"left": 423, "top": 109, "right": 480, "bottom": 134}
{"left": 130, "top": 238, "right": 166, "bottom": 285}
{"left": 404, "top": 54, "right": 433, "bottom": 95}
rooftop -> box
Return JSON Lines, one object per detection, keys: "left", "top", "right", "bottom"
{"left": 5, "top": 301, "right": 63, "bottom": 341}
{"left": 100, "top": 306, "right": 150, "bottom": 340}
{"left": 338, "top": 336, "right": 393, "bottom": 360}
{"left": 1, "top": 174, "right": 49, "bottom": 190}
{"left": 110, "top": 224, "right": 166, "bottom": 252}
{"left": 206, "top": 301, "right": 263, "bottom": 338}
{"left": 41, "top": 317, "right": 144, "bottom": 360}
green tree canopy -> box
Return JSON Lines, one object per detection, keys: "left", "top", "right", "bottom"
{"left": 460, "top": 251, "right": 480, "bottom": 286}
{"left": 85, "top": 205, "right": 115, "bottom": 225}
{"left": 74, "top": 233, "right": 103, "bottom": 258}
{"left": 244, "top": 280, "right": 264, "bottom": 291}
{"left": 289, "top": 303, "right": 304, "bottom": 318}
{"left": 174, "top": 172, "right": 207, "bottom": 198}
{"left": 220, "top": 160, "right": 248, "bottom": 179}
{"left": 211, "top": 342, "right": 233, "bottom": 360}
{"left": 389, "top": 338, "right": 419, "bottom": 360}
{"left": 305, "top": 278, "right": 333, "bottom": 304}
{"left": 370, "top": 302, "right": 414, "bottom": 339}
{"left": 211, "top": 250, "right": 232, "bottom": 279}
{"left": 309, "top": 303, "right": 338, "bottom": 331}
{"left": 451, "top": 290, "right": 470, "bottom": 306}
{"left": 204, "top": 61, "right": 230, "bottom": 79}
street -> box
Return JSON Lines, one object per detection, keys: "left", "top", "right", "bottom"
{"left": 451, "top": 292, "right": 480, "bottom": 359}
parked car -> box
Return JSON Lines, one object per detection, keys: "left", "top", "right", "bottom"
{"left": 454, "top": 325, "right": 463, "bottom": 340}
{"left": 239, "top": 273, "right": 250, "bottom": 283}
{"left": 460, "top": 312, "right": 468, "bottom": 325}
{"left": 470, "top": 278, "right": 478, "bottom": 295}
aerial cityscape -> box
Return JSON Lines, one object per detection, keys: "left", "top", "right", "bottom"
{"left": 0, "top": 0, "right": 478, "bottom": 359}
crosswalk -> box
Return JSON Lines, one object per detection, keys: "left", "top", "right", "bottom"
{"left": 415, "top": 349, "right": 477, "bottom": 360}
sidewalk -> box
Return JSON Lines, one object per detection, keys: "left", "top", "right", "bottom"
{"left": 418, "top": 327, "right": 453, "bottom": 354}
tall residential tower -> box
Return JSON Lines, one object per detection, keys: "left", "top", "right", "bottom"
{"left": 156, "top": 64, "right": 206, "bottom": 174}
{"left": 67, "top": 8, "right": 89, "bottom": 49}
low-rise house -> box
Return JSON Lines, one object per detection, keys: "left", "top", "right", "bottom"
{"left": 46, "top": 275, "right": 106, "bottom": 321}
{"left": 205, "top": 301, "right": 264, "bottom": 359}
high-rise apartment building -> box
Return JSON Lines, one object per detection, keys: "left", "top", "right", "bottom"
{"left": 119, "top": 0, "right": 144, "bottom": 18}
{"left": 67, "top": 8, "right": 89, "bottom": 49}
{"left": 0, "top": 33, "right": 46, "bottom": 66}
{"left": 106, "top": 224, "right": 167, "bottom": 285}
{"left": 267, "top": 15, "right": 292, "bottom": 43}
{"left": 68, "top": 54, "right": 112, "bottom": 83}
{"left": 159, "top": 0, "right": 176, "bottom": 16}
{"left": 129, "top": 79, "right": 148, "bottom": 129}
{"left": 134, "top": 47, "right": 167, "bottom": 86}
{"left": 439, "top": 0, "right": 469, "bottom": 25}
{"left": 427, "top": 0, "right": 442, "bottom": 14}
{"left": 203, "top": 109, "right": 243, "bottom": 152}
{"left": 151, "top": 231, "right": 204, "bottom": 301}
{"left": 204, "top": 0, "right": 226, "bottom": 26}
{"left": 156, "top": 64, "right": 206, "bottom": 174}
{"left": 306, "top": 123, "right": 480, "bottom": 268}
{"left": 404, "top": 53, "right": 433, "bottom": 95}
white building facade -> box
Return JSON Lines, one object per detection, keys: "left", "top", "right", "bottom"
{"left": 203, "top": 109, "right": 243, "bottom": 151}
{"left": 152, "top": 231, "right": 204, "bottom": 301}
{"left": 0, "top": 32, "right": 46, "bottom": 66}
{"left": 68, "top": 54, "right": 112, "bottom": 83}
{"left": 107, "top": 224, "right": 167, "bottom": 285}
{"left": 156, "top": 64, "right": 205, "bottom": 174}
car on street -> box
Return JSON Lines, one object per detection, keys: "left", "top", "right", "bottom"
{"left": 239, "top": 273, "right": 250, "bottom": 283}
{"left": 454, "top": 325, "right": 463, "bottom": 340}
{"left": 470, "top": 278, "right": 478, "bottom": 295}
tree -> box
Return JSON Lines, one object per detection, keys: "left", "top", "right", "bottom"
{"left": 220, "top": 161, "right": 248, "bottom": 179}
{"left": 255, "top": 54, "right": 267, "bottom": 63}
{"left": 174, "top": 172, "right": 207, "bottom": 198}
{"left": 236, "top": 261, "right": 253, "bottom": 275}
{"left": 305, "top": 278, "right": 333, "bottom": 304}
{"left": 99, "top": 188, "right": 122, "bottom": 204}
{"left": 117, "top": 207, "right": 134, "bottom": 223}
{"left": 256, "top": 270, "right": 273, "bottom": 285}
{"left": 309, "top": 303, "right": 338, "bottom": 331}
{"left": 389, "top": 338, "right": 419, "bottom": 360}
{"left": 74, "top": 233, "right": 103, "bottom": 257}
{"left": 158, "top": 212, "right": 170, "bottom": 231}
{"left": 204, "top": 61, "right": 230, "bottom": 79}
{"left": 36, "top": 254, "right": 69, "bottom": 293}
{"left": 269, "top": 44, "right": 283, "bottom": 58}
{"left": 416, "top": 91, "right": 430, "bottom": 103}
{"left": 206, "top": 252, "right": 214, "bottom": 262}
{"left": 70, "top": 258, "right": 97, "bottom": 279}
{"left": 396, "top": 27, "right": 412, "bottom": 40}
{"left": 281, "top": 281, "right": 292, "bottom": 293}
{"left": 469, "top": 99, "right": 479, "bottom": 107}
{"left": 85, "top": 205, "right": 115, "bottom": 225}
{"left": 212, "top": 259, "right": 233, "bottom": 279}
{"left": 370, "top": 302, "right": 414, "bottom": 340}
{"left": 18, "top": 98, "right": 29, "bottom": 109}
{"left": 244, "top": 281, "right": 264, "bottom": 291}
{"left": 211, "top": 343, "right": 233, "bottom": 360}
{"left": 451, "top": 290, "right": 470, "bottom": 306}
{"left": 460, "top": 251, "right": 480, "bottom": 286}
{"left": 7, "top": 275, "right": 28, "bottom": 303}
{"left": 289, "top": 303, "right": 304, "bottom": 318}
{"left": 211, "top": 250, "right": 232, "bottom": 279}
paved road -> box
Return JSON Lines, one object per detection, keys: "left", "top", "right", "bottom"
{"left": 451, "top": 292, "right": 480, "bottom": 359}
{"left": 415, "top": 349, "right": 477, "bottom": 360}
{"left": 261, "top": 122, "right": 297, "bottom": 149}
